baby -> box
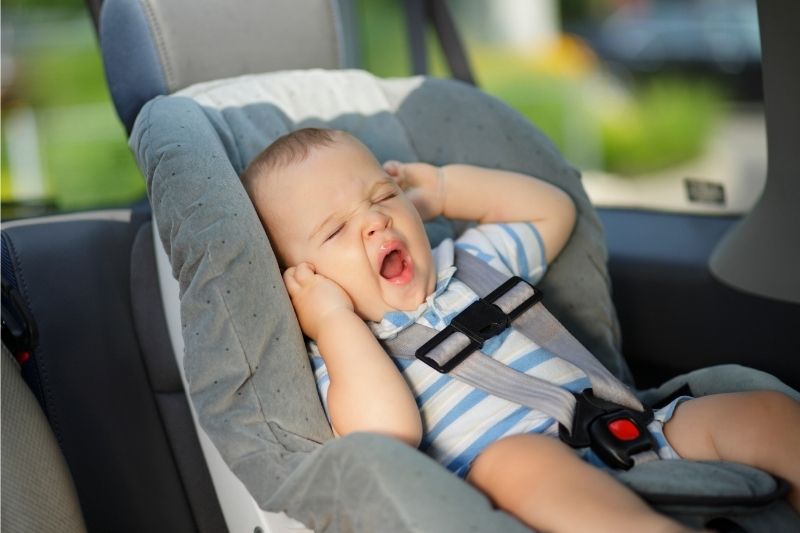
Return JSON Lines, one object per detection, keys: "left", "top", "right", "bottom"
{"left": 242, "top": 127, "right": 800, "bottom": 533}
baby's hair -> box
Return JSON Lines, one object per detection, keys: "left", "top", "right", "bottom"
{"left": 241, "top": 127, "right": 343, "bottom": 192}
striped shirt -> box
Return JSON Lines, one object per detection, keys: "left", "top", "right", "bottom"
{"left": 308, "top": 222, "right": 686, "bottom": 475}
{"left": 308, "top": 223, "right": 598, "bottom": 477}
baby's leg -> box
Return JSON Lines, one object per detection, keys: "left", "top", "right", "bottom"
{"left": 664, "top": 391, "right": 800, "bottom": 510}
{"left": 468, "top": 434, "right": 694, "bottom": 533}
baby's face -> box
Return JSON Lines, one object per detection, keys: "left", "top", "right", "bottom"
{"left": 255, "top": 137, "right": 436, "bottom": 322}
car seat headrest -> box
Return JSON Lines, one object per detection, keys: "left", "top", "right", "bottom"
{"left": 130, "top": 68, "right": 632, "bottom": 504}
{"left": 100, "top": 0, "right": 356, "bottom": 131}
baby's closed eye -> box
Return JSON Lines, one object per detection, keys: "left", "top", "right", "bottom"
{"left": 325, "top": 224, "right": 345, "bottom": 241}
{"left": 375, "top": 192, "right": 397, "bottom": 203}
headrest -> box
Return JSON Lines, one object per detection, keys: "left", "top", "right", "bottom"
{"left": 101, "top": 0, "right": 356, "bottom": 131}
{"left": 131, "top": 68, "right": 631, "bottom": 504}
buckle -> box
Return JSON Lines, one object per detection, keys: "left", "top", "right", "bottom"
{"left": 415, "top": 276, "right": 542, "bottom": 373}
{"left": 559, "top": 390, "right": 656, "bottom": 470}
{"left": 1, "top": 281, "right": 37, "bottom": 364}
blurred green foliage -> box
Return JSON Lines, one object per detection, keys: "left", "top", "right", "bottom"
{"left": 357, "top": 0, "right": 721, "bottom": 176}
{"left": 357, "top": 0, "right": 449, "bottom": 79}
{"left": 2, "top": 0, "right": 83, "bottom": 9}
{"left": 601, "top": 80, "right": 721, "bottom": 175}
{"left": 22, "top": 47, "right": 110, "bottom": 107}
{"left": 1, "top": 7, "right": 145, "bottom": 217}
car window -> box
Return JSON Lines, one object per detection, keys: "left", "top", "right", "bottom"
{"left": 1, "top": 0, "right": 764, "bottom": 221}
{"left": 358, "top": 0, "right": 765, "bottom": 216}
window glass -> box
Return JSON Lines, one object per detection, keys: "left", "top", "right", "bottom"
{"left": 357, "top": 0, "right": 766, "bottom": 215}
{"left": 1, "top": 0, "right": 145, "bottom": 221}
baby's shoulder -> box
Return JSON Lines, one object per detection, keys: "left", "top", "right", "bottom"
{"left": 455, "top": 223, "right": 546, "bottom": 283}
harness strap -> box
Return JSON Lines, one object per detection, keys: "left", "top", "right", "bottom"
{"left": 453, "top": 249, "right": 643, "bottom": 412}
{"left": 381, "top": 247, "right": 644, "bottom": 432}
{"left": 385, "top": 323, "right": 578, "bottom": 428}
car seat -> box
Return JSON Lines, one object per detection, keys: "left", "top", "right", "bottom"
{"left": 4, "top": 0, "right": 795, "bottom": 532}
{"left": 1, "top": 343, "right": 86, "bottom": 532}
{"left": 1, "top": 206, "right": 227, "bottom": 531}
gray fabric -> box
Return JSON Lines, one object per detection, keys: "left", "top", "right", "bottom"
{"left": 3, "top": 211, "right": 219, "bottom": 531}
{"left": 130, "top": 221, "right": 183, "bottom": 392}
{"left": 383, "top": 247, "right": 647, "bottom": 429}
{"left": 161, "top": 68, "right": 628, "bottom": 381}
{"left": 389, "top": 322, "right": 578, "bottom": 427}
{"left": 100, "top": 0, "right": 357, "bottom": 132}
{"left": 421, "top": 328, "right": 471, "bottom": 367}
{"left": 129, "top": 69, "right": 647, "bottom": 528}
{"left": 492, "top": 280, "right": 536, "bottom": 314}
{"left": 390, "top": 254, "right": 800, "bottom": 501}
{"left": 131, "top": 0, "right": 348, "bottom": 93}
{"left": 155, "top": 393, "right": 228, "bottom": 532}
{"left": 130, "top": 222, "right": 227, "bottom": 532}
{"left": 638, "top": 364, "right": 800, "bottom": 406}
{"left": 383, "top": 76, "right": 632, "bottom": 384}
{"left": 621, "top": 461, "right": 782, "bottom": 500}
{"left": 1, "top": 345, "right": 87, "bottom": 533}
{"left": 263, "top": 432, "right": 531, "bottom": 532}
{"left": 617, "top": 460, "right": 800, "bottom": 530}
{"left": 131, "top": 69, "right": 800, "bottom": 530}
{"left": 454, "top": 247, "right": 642, "bottom": 411}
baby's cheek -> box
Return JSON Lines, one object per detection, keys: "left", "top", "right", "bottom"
{"left": 350, "top": 280, "right": 388, "bottom": 323}
{"left": 322, "top": 242, "right": 384, "bottom": 319}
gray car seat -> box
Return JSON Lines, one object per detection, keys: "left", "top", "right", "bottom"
{"left": 132, "top": 66, "right": 800, "bottom": 533}
{"left": 1, "top": 343, "right": 86, "bottom": 532}
{"left": 1, "top": 208, "right": 227, "bottom": 532}
{"left": 42, "top": 0, "right": 785, "bottom": 531}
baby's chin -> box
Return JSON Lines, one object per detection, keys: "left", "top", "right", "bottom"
{"left": 354, "top": 295, "right": 425, "bottom": 323}
{"left": 357, "top": 270, "right": 436, "bottom": 323}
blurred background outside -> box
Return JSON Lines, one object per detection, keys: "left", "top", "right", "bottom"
{"left": 1, "top": 0, "right": 766, "bottom": 220}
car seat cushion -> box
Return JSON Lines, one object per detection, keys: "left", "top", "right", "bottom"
{"left": 131, "top": 68, "right": 628, "bottom": 503}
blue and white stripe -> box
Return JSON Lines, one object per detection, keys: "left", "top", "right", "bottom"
{"left": 307, "top": 223, "right": 680, "bottom": 477}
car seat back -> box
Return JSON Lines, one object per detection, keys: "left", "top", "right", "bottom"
{"left": 1, "top": 344, "right": 86, "bottom": 533}
{"left": 1, "top": 210, "right": 226, "bottom": 532}
{"left": 100, "top": 0, "right": 359, "bottom": 132}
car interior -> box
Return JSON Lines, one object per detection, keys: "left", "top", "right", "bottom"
{"left": 2, "top": 1, "right": 798, "bottom": 532}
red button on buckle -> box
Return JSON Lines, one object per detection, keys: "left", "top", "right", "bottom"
{"left": 608, "top": 418, "right": 640, "bottom": 441}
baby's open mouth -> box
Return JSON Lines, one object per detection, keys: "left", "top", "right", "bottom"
{"left": 380, "top": 249, "right": 406, "bottom": 280}
{"left": 377, "top": 242, "right": 414, "bottom": 285}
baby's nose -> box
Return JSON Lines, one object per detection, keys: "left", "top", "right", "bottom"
{"left": 364, "top": 211, "right": 390, "bottom": 238}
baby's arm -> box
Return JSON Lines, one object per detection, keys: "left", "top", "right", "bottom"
{"left": 284, "top": 263, "right": 422, "bottom": 447}
{"left": 384, "top": 162, "right": 576, "bottom": 264}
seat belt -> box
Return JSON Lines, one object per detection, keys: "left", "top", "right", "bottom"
{"left": 455, "top": 249, "right": 643, "bottom": 411}
{"left": 382, "top": 248, "right": 658, "bottom": 469}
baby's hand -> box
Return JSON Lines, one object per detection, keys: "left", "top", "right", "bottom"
{"left": 283, "top": 263, "right": 354, "bottom": 340}
{"left": 383, "top": 161, "right": 445, "bottom": 221}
